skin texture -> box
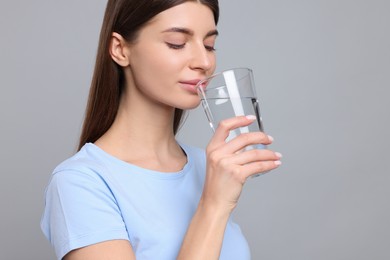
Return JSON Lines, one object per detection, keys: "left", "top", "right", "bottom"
{"left": 64, "top": 2, "right": 281, "bottom": 259}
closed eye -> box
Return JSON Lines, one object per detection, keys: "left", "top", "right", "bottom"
{"left": 166, "top": 42, "right": 215, "bottom": 52}
{"left": 205, "top": 45, "right": 216, "bottom": 52}
{"left": 166, "top": 42, "right": 185, "bottom": 49}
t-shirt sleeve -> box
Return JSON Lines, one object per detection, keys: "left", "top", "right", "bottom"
{"left": 40, "top": 168, "right": 129, "bottom": 259}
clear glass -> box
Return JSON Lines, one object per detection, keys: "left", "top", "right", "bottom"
{"left": 197, "top": 68, "right": 266, "bottom": 176}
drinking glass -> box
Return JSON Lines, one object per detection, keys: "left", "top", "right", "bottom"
{"left": 197, "top": 67, "right": 266, "bottom": 152}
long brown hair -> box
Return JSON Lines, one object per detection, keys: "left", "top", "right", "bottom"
{"left": 78, "top": 0, "right": 219, "bottom": 150}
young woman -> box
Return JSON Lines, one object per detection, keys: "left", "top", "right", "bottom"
{"left": 41, "top": 0, "right": 282, "bottom": 259}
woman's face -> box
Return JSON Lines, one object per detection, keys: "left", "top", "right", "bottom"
{"left": 123, "top": 1, "right": 218, "bottom": 110}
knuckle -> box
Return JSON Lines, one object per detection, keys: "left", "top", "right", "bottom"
{"left": 238, "top": 133, "right": 251, "bottom": 143}
{"left": 258, "top": 131, "right": 267, "bottom": 138}
{"left": 218, "top": 157, "right": 227, "bottom": 166}
{"left": 243, "top": 133, "right": 252, "bottom": 142}
{"left": 240, "top": 132, "right": 258, "bottom": 144}
{"left": 254, "top": 162, "right": 266, "bottom": 173}
{"left": 257, "top": 132, "right": 267, "bottom": 142}
{"left": 257, "top": 161, "right": 276, "bottom": 173}
{"left": 208, "top": 150, "right": 220, "bottom": 164}
{"left": 218, "top": 120, "right": 229, "bottom": 130}
{"left": 232, "top": 167, "right": 242, "bottom": 176}
{"left": 232, "top": 167, "right": 246, "bottom": 183}
{"left": 252, "top": 149, "right": 263, "bottom": 158}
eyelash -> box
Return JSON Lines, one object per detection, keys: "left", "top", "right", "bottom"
{"left": 166, "top": 43, "right": 185, "bottom": 50}
{"left": 205, "top": 45, "right": 216, "bottom": 52}
{"left": 166, "top": 43, "right": 216, "bottom": 52}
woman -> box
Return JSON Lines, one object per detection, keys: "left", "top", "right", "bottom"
{"left": 41, "top": 0, "right": 282, "bottom": 259}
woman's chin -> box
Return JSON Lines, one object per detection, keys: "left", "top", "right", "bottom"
{"left": 182, "top": 98, "right": 202, "bottom": 110}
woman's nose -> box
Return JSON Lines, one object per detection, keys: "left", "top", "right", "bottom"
{"left": 189, "top": 43, "right": 214, "bottom": 72}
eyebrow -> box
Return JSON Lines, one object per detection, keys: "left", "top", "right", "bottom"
{"left": 162, "top": 27, "right": 219, "bottom": 38}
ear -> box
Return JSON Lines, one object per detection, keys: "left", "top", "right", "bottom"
{"left": 109, "top": 32, "right": 131, "bottom": 67}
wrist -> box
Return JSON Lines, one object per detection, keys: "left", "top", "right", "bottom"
{"left": 197, "top": 197, "right": 232, "bottom": 221}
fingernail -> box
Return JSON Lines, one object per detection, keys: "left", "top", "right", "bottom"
{"left": 275, "top": 152, "right": 283, "bottom": 158}
{"left": 246, "top": 115, "right": 257, "bottom": 120}
{"left": 274, "top": 160, "right": 282, "bottom": 166}
{"left": 268, "top": 135, "right": 274, "bottom": 142}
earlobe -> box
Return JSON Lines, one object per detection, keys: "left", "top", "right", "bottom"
{"left": 109, "top": 32, "right": 131, "bottom": 67}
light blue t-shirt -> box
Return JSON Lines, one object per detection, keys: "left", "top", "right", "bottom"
{"left": 41, "top": 143, "right": 251, "bottom": 259}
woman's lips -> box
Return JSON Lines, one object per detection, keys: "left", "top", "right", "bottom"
{"left": 179, "top": 79, "right": 206, "bottom": 94}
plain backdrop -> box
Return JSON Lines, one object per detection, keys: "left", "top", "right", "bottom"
{"left": 1, "top": 0, "right": 389, "bottom": 259}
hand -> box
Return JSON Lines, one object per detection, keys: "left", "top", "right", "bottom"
{"left": 201, "top": 115, "right": 282, "bottom": 213}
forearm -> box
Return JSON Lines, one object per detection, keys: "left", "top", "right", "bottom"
{"left": 177, "top": 199, "right": 231, "bottom": 260}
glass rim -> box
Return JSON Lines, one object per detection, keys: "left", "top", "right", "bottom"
{"left": 196, "top": 67, "right": 255, "bottom": 97}
{"left": 197, "top": 67, "right": 253, "bottom": 87}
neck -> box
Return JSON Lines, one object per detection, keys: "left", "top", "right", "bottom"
{"left": 94, "top": 85, "right": 186, "bottom": 172}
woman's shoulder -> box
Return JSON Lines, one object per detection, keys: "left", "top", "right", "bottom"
{"left": 51, "top": 143, "right": 108, "bottom": 181}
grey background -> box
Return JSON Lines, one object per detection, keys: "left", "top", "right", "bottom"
{"left": 1, "top": 0, "right": 389, "bottom": 259}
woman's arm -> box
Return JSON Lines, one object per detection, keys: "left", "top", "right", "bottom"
{"left": 177, "top": 198, "right": 230, "bottom": 260}
{"left": 178, "top": 116, "right": 281, "bottom": 259}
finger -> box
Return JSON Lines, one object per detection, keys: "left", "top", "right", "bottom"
{"left": 209, "top": 115, "right": 257, "bottom": 148}
{"left": 221, "top": 132, "right": 272, "bottom": 155}
{"left": 229, "top": 149, "right": 282, "bottom": 165}
{"left": 241, "top": 160, "right": 282, "bottom": 179}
